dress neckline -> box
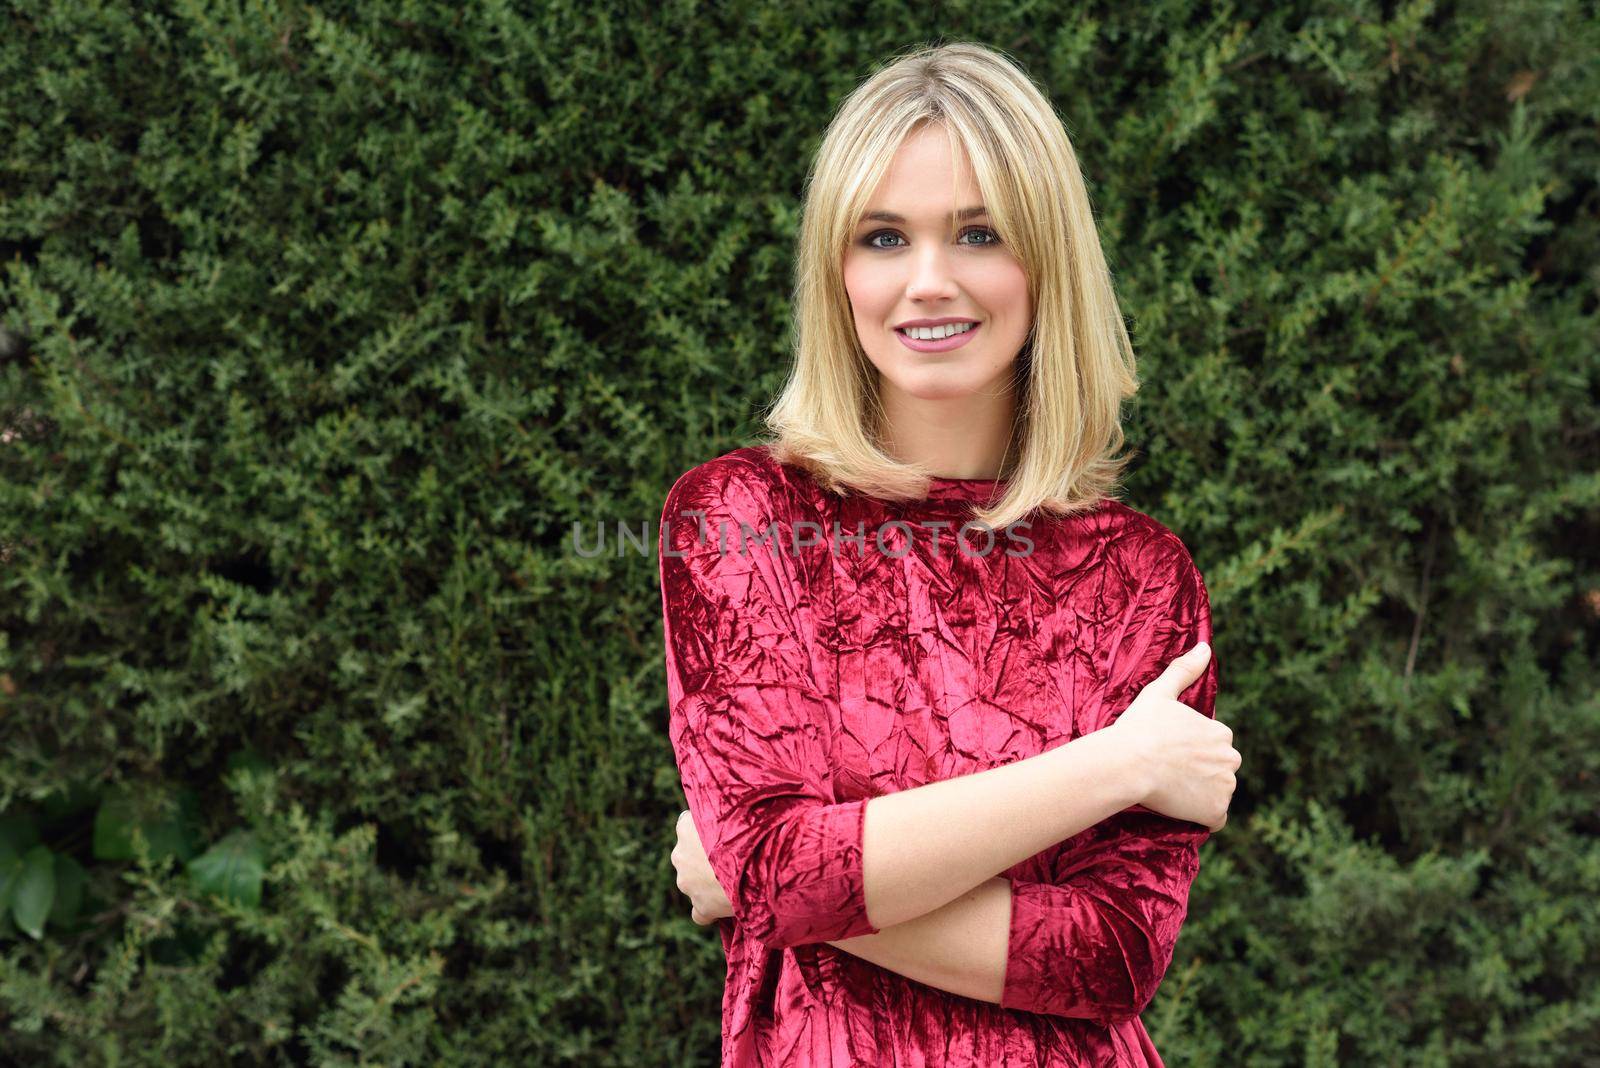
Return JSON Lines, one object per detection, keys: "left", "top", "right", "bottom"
{"left": 922, "top": 474, "right": 1009, "bottom": 501}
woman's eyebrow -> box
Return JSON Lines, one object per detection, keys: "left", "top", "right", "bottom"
{"left": 859, "top": 205, "right": 989, "bottom": 224}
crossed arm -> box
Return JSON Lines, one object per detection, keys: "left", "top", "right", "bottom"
{"left": 822, "top": 874, "right": 1016, "bottom": 1005}
{"left": 675, "top": 766, "right": 1211, "bottom": 1023}
{"left": 675, "top": 824, "right": 1190, "bottom": 1016}
{"left": 693, "top": 801, "right": 1209, "bottom": 1022}
{"left": 677, "top": 808, "right": 1016, "bottom": 1003}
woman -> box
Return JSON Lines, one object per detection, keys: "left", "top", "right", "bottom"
{"left": 659, "top": 40, "right": 1240, "bottom": 1067}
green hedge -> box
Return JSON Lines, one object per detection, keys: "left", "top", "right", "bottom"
{"left": 2, "top": 1, "right": 1597, "bottom": 1064}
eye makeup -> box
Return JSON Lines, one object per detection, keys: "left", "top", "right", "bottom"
{"left": 859, "top": 226, "right": 1002, "bottom": 250}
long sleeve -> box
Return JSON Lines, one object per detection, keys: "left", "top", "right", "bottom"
{"left": 658, "top": 459, "right": 880, "bottom": 952}
{"left": 1000, "top": 551, "right": 1220, "bottom": 1023}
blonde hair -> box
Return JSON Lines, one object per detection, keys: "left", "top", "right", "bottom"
{"left": 757, "top": 39, "right": 1143, "bottom": 531}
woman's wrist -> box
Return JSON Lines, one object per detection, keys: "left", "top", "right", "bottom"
{"left": 1076, "top": 724, "right": 1152, "bottom": 809}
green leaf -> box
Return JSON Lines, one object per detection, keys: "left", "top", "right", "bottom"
{"left": 49, "top": 854, "right": 86, "bottom": 926}
{"left": 186, "top": 831, "right": 265, "bottom": 909}
{"left": 0, "top": 846, "right": 24, "bottom": 912}
{"left": 93, "top": 787, "right": 201, "bottom": 864}
{"left": 13, "top": 845, "right": 56, "bottom": 939}
{"left": 93, "top": 794, "right": 140, "bottom": 861}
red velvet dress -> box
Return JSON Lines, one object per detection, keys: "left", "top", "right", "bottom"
{"left": 658, "top": 445, "right": 1219, "bottom": 1067}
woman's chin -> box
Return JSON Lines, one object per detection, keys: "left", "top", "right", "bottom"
{"left": 879, "top": 364, "right": 1009, "bottom": 403}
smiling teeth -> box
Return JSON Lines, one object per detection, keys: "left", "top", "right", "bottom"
{"left": 901, "top": 323, "right": 976, "bottom": 340}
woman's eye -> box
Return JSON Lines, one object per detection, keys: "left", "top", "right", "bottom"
{"left": 862, "top": 227, "right": 1000, "bottom": 250}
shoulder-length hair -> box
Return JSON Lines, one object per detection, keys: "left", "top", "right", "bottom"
{"left": 757, "top": 40, "right": 1143, "bottom": 532}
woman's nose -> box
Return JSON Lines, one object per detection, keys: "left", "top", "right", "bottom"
{"left": 904, "top": 246, "right": 959, "bottom": 299}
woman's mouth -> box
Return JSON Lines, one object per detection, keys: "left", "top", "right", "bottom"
{"left": 895, "top": 322, "right": 980, "bottom": 353}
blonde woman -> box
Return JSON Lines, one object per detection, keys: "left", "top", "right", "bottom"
{"left": 660, "top": 40, "right": 1240, "bottom": 1067}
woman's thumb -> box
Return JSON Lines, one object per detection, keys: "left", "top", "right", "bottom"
{"left": 1150, "top": 641, "right": 1211, "bottom": 699}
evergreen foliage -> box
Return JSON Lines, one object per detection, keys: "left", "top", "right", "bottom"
{"left": 1, "top": 1, "right": 1596, "bottom": 1064}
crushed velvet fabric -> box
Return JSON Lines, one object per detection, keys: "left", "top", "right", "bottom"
{"left": 659, "top": 445, "right": 1219, "bottom": 1067}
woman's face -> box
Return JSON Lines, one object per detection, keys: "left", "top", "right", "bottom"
{"left": 842, "top": 124, "right": 1031, "bottom": 406}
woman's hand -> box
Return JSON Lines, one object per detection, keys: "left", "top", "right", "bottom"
{"left": 1107, "top": 642, "right": 1239, "bottom": 832}
{"left": 672, "top": 809, "right": 734, "bottom": 925}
